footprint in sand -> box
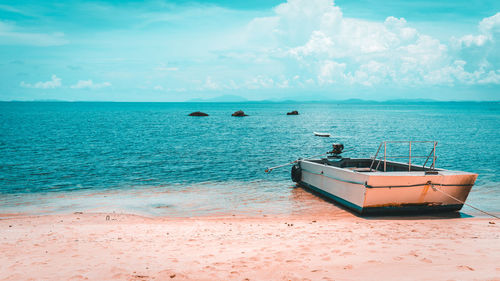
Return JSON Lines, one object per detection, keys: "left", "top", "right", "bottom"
{"left": 343, "top": 265, "right": 353, "bottom": 270}
{"left": 420, "top": 258, "right": 432, "bottom": 263}
{"left": 457, "top": 265, "right": 475, "bottom": 271}
{"left": 111, "top": 273, "right": 126, "bottom": 279}
{"left": 68, "top": 275, "right": 87, "bottom": 280}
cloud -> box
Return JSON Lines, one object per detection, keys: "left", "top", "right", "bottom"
{"left": 154, "top": 62, "right": 179, "bottom": 72}
{"left": 20, "top": 75, "right": 61, "bottom": 89}
{"left": 318, "top": 60, "right": 346, "bottom": 85}
{"left": 454, "top": 13, "right": 500, "bottom": 48}
{"left": 479, "top": 12, "right": 500, "bottom": 35}
{"left": 203, "top": 76, "right": 219, "bottom": 90}
{"left": 6, "top": 0, "right": 500, "bottom": 100}
{"left": 0, "top": 21, "right": 68, "bottom": 46}
{"left": 478, "top": 70, "right": 500, "bottom": 84}
{"left": 455, "top": 34, "right": 488, "bottom": 48}
{"left": 70, "top": 80, "right": 111, "bottom": 89}
{"left": 240, "top": 0, "right": 500, "bottom": 88}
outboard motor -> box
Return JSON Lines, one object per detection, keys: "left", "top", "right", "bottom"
{"left": 291, "top": 164, "right": 302, "bottom": 183}
{"left": 327, "top": 143, "right": 344, "bottom": 158}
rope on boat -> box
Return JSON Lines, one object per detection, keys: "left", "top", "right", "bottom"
{"left": 430, "top": 183, "right": 500, "bottom": 220}
{"left": 265, "top": 152, "right": 329, "bottom": 173}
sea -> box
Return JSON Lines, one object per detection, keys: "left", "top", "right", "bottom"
{"left": 0, "top": 101, "right": 499, "bottom": 217}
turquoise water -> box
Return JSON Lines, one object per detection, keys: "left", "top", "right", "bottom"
{"left": 0, "top": 101, "right": 499, "bottom": 216}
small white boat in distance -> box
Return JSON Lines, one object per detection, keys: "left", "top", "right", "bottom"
{"left": 314, "top": 132, "right": 330, "bottom": 137}
{"left": 291, "top": 141, "right": 477, "bottom": 215}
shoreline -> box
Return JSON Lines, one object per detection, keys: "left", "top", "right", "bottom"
{"left": 1, "top": 212, "right": 499, "bottom": 280}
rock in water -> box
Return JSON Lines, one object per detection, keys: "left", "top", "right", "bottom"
{"left": 287, "top": 110, "right": 299, "bottom": 115}
{"left": 231, "top": 110, "right": 248, "bottom": 117}
{"left": 188, "top": 111, "right": 209, "bottom": 116}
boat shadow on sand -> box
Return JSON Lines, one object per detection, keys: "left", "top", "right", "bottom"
{"left": 292, "top": 185, "right": 474, "bottom": 220}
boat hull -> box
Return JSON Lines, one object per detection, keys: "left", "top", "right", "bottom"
{"left": 297, "top": 159, "right": 477, "bottom": 215}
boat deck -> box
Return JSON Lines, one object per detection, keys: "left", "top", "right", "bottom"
{"left": 307, "top": 158, "right": 476, "bottom": 176}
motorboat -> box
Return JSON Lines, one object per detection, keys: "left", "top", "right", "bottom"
{"left": 313, "top": 132, "right": 331, "bottom": 137}
{"left": 291, "top": 141, "right": 477, "bottom": 215}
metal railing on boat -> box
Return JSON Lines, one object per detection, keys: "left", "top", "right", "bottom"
{"left": 369, "top": 141, "right": 437, "bottom": 172}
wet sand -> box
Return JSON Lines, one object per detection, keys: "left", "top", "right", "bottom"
{"left": 1, "top": 212, "right": 499, "bottom": 281}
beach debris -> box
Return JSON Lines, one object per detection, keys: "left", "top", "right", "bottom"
{"left": 74, "top": 211, "right": 83, "bottom": 214}
{"left": 106, "top": 215, "right": 110, "bottom": 221}
{"left": 489, "top": 221, "right": 495, "bottom": 224}
{"left": 287, "top": 110, "right": 299, "bottom": 115}
{"left": 155, "top": 204, "right": 171, "bottom": 209}
{"left": 231, "top": 110, "right": 248, "bottom": 117}
{"left": 188, "top": 111, "right": 209, "bottom": 116}
{"left": 170, "top": 274, "right": 176, "bottom": 278}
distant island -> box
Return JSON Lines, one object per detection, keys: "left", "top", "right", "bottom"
{"left": 186, "top": 95, "right": 249, "bottom": 102}
{"left": 3, "top": 96, "right": 499, "bottom": 103}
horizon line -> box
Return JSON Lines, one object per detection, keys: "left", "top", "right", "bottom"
{"left": 2, "top": 99, "right": 499, "bottom": 103}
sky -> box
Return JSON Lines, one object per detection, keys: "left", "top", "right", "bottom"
{"left": 0, "top": 0, "right": 499, "bottom": 101}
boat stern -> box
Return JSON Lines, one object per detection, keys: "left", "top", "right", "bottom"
{"left": 361, "top": 171, "right": 477, "bottom": 214}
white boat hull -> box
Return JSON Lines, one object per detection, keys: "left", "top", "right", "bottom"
{"left": 298, "top": 159, "right": 477, "bottom": 214}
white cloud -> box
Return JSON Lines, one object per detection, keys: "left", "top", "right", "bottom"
{"left": 453, "top": 13, "right": 500, "bottom": 48}
{"left": 318, "top": 60, "right": 346, "bottom": 85}
{"left": 20, "top": 75, "right": 61, "bottom": 89}
{"left": 245, "top": 75, "right": 275, "bottom": 89}
{"left": 203, "top": 76, "right": 219, "bottom": 90}
{"left": 478, "top": 70, "right": 500, "bottom": 84}
{"left": 479, "top": 12, "right": 500, "bottom": 35}
{"left": 154, "top": 63, "right": 179, "bottom": 71}
{"left": 70, "top": 80, "right": 111, "bottom": 89}
{"left": 289, "top": 31, "right": 335, "bottom": 59}
{"left": 241, "top": 0, "right": 500, "bottom": 88}
{"left": 0, "top": 21, "right": 68, "bottom": 46}
{"left": 455, "top": 34, "right": 488, "bottom": 47}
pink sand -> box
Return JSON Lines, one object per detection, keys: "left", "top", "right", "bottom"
{"left": 1, "top": 212, "right": 499, "bottom": 281}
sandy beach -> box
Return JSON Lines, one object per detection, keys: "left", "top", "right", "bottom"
{"left": 1, "top": 212, "right": 499, "bottom": 281}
